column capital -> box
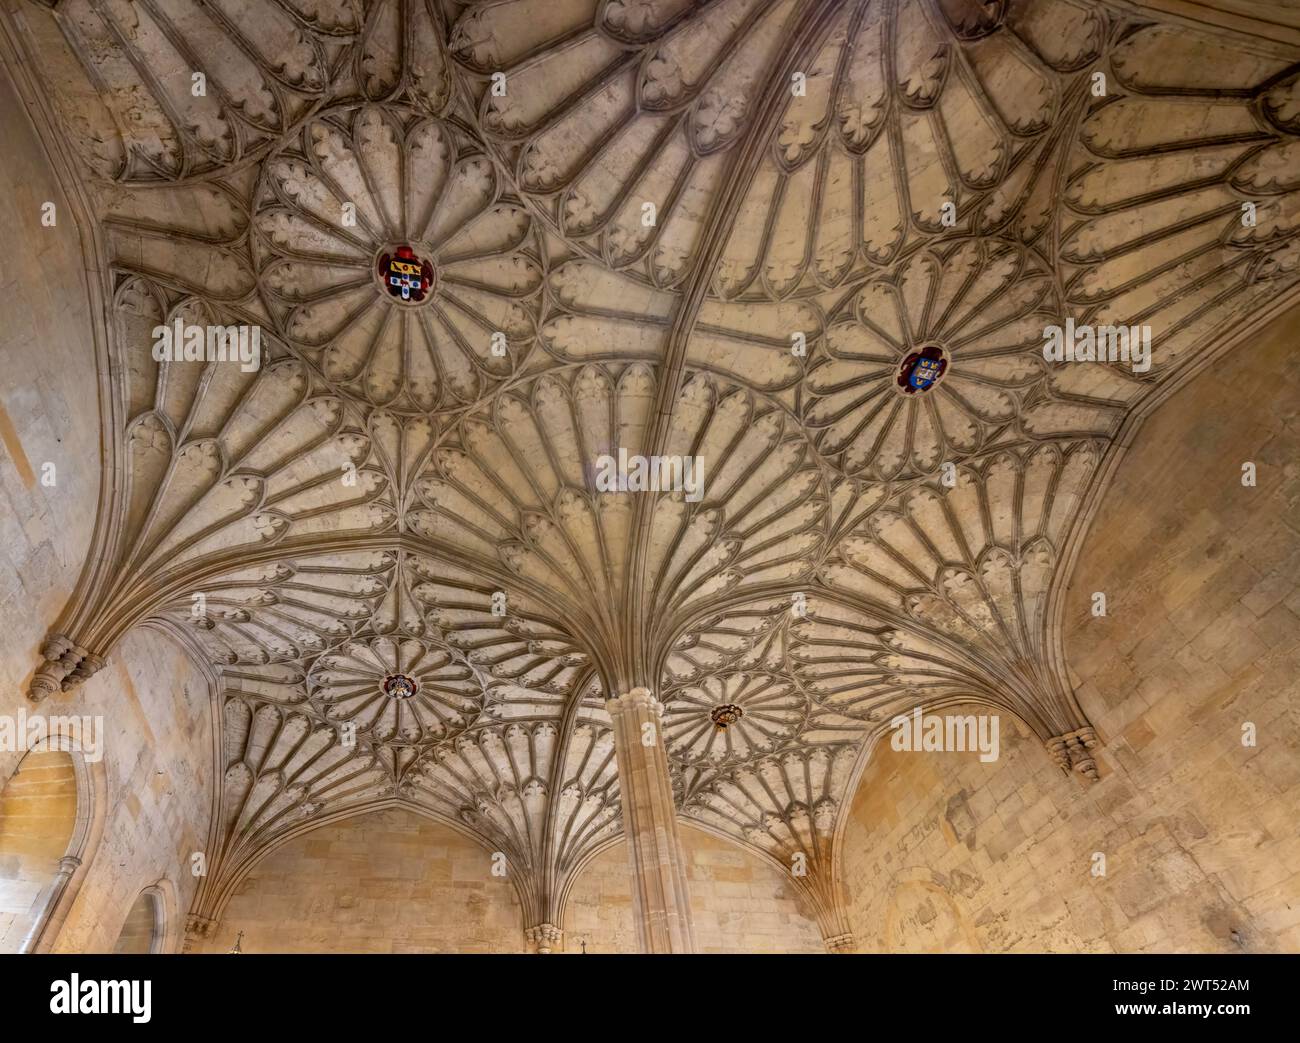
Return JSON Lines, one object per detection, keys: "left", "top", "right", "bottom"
{"left": 606, "top": 686, "right": 663, "bottom": 718}
{"left": 181, "top": 914, "right": 218, "bottom": 954}
{"left": 824, "top": 932, "right": 856, "bottom": 953}
{"left": 525, "top": 922, "right": 562, "bottom": 953}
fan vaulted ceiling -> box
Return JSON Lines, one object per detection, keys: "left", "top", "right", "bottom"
{"left": 10, "top": 0, "right": 1300, "bottom": 932}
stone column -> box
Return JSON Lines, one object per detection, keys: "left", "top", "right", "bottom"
{"left": 18, "top": 854, "right": 80, "bottom": 953}
{"left": 606, "top": 687, "right": 696, "bottom": 953}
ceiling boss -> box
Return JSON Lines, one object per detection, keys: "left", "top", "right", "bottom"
{"left": 377, "top": 245, "right": 435, "bottom": 304}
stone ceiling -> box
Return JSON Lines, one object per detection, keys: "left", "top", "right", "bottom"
{"left": 8, "top": 0, "right": 1300, "bottom": 933}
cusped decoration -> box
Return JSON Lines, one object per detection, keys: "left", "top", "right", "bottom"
{"left": 448, "top": 0, "right": 813, "bottom": 286}
{"left": 715, "top": 0, "right": 1103, "bottom": 296}
{"left": 351, "top": 0, "right": 453, "bottom": 111}
{"left": 37, "top": 0, "right": 353, "bottom": 181}
{"left": 307, "top": 634, "right": 485, "bottom": 745}
{"left": 1066, "top": 23, "right": 1300, "bottom": 370}
{"left": 663, "top": 673, "right": 807, "bottom": 765}
{"left": 253, "top": 103, "right": 544, "bottom": 413}
{"left": 803, "top": 239, "right": 1054, "bottom": 478}
{"left": 409, "top": 363, "right": 831, "bottom": 681}
{"left": 786, "top": 598, "right": 1002, "bottom": 724}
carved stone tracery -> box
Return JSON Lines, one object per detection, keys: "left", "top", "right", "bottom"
{"left": 9, "top": 0, "right": 1300, "bottom": 950}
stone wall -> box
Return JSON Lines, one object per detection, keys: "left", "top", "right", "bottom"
{"left": 41, "top": 628, "right": 214, "bottom": 953}
{"left": 187, "top": 813, "right": 829, "bottom": 955}
{"left": 0, "top": 52, "right": 103, "bottom": 708}
{"left": 565, "top": 823, "right": 826, "bottom": 953}
{"left": 189, "top": 808, "right": 526, "bottom": 954}
{"left": 0, "top": 630, "right": 214, "bottom": 955}
{"left": 0, "top": 59, "right": 216, "bottom": 954}
{"left": 840, "top": 306, "right": 1300, "bottom": 953}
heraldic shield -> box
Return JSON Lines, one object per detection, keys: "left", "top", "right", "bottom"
{"left": 897, "top": 345, "right": 948, "bottom": 393}
{"left": 378, "top": 246, "right": 434, "bottom": 303}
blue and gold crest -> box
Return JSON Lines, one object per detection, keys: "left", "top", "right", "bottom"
{"left": 898, "top": 346, "right": 948, "bottom": 393}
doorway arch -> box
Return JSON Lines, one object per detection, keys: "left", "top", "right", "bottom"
{"left": 113, "top": 884, "right": 171, "bottom": 953}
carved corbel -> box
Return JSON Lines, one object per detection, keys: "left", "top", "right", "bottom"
{"left": 28, "top": 634, "right": 106, "bottom": 701}
{"left": 180, "top": 914, "right": 218, "bottom": 954}
{"left": 824, "top": 932, "right": 856, "bottom": 954}
{"left": 525, "top": 922, "right": 562, "bottom": 954}
{"left": 1046, "top": 726, "right": 1101, "bottom": 781}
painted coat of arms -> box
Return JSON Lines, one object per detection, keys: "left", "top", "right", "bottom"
{"left": 378, "top": 246, "right": 433, "bottom": 303}
{"left": 897, "top": 346, "right": 948, "bottom": 393}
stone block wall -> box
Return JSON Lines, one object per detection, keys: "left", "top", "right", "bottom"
{"left": 0, "top": 57, "right": 103, "bottom": 708}
{"left": 840, "top": 307, "right": 1300, "bottom": 953}
{"left": 0, "top": 59, "right": 216, "bottom": 954}
{"left": 565, "top": 823, "right": 826, "bottom": 953}
{"left": 189, "top": 808, "right": 526, "bottom": 953}
{"left": 44, "top": 627, "right": 214, "bottom": 953}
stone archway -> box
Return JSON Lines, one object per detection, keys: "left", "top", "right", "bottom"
{"left": 0, "top": 738, "right": 103, "bottom": 953}
{"left": 112, "top": 885, "right": 169, "bottom": 954}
